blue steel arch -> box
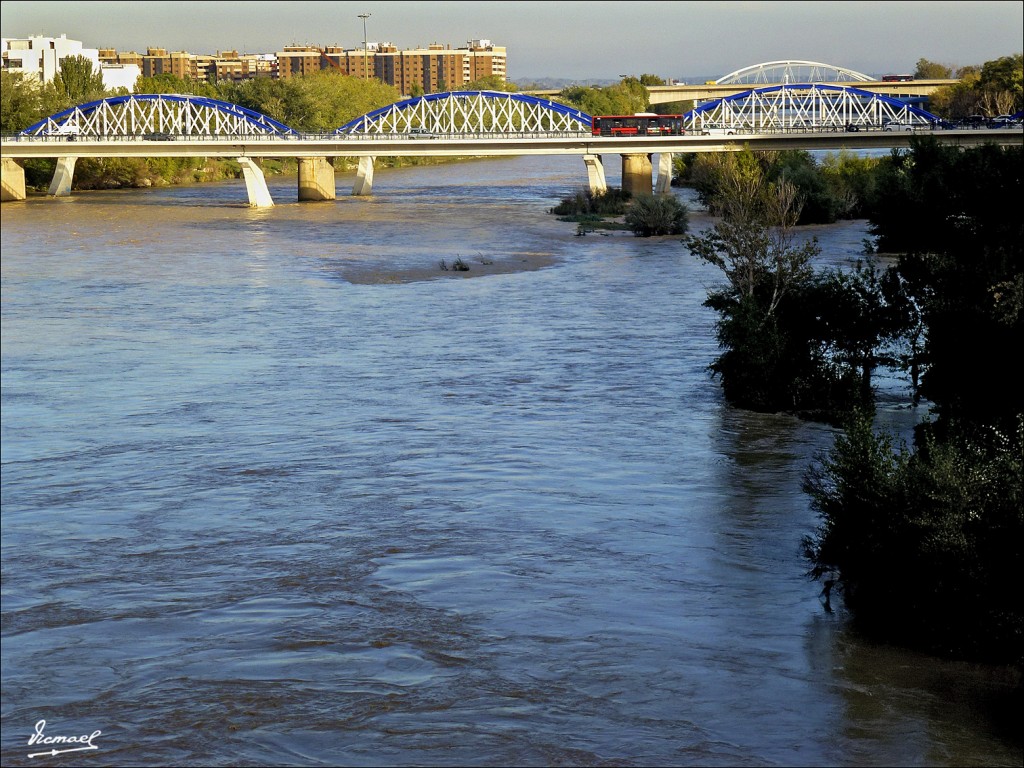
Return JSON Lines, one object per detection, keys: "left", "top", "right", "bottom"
{"left": 21, "top": 94, "right": 298, "bottom": 136}
{"left": 684, "top": 83, "right": 940, "bottom": 129}
{"left": 335, "top": 90, "right": 592, "bottom": 134}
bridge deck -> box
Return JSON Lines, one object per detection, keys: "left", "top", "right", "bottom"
{"left": 3, "top": 129, "right": 1021, "bottom": 160}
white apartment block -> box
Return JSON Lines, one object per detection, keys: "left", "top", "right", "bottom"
{"left": 2, "top": 34, "right": 100, "bottom": 82}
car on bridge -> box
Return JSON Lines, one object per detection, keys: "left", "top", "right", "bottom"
{"left": 883, "top": 120, "right": 920, "bottom": 132}
{"left": 143, "top": 132, "right": 174, "bottom": 141}
{"left": 989, "top": 114, "right": 1021, "bottom": 128}
{"left": 957, "top": 115, "right": 989, "bottom": 129}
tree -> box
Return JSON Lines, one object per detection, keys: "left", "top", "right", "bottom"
{"left": 463, "top": 75, "right": 516, "bottom": 92}
{"left": 914, "top": 58, "right": 953, "bottom": 79}
{"left": 864, "top": 138, "right": 1023, "bottom": 429}
{"left": 624, "top": 194, "right": 688, "bottom": 236}
{"left": 49, "top": 54, "right": 106, "bottom": 106}
{"left": 803, "top": 411, "right": 1023, "bottom": 664}
{"left": 978, "top": 54, "right": 1023, "bottom": 115}
{"left": 135, "top": 73, "right": 219, "bottom": 98}
{"left": 0, "top": 71, "right": 44, "bottom": 132}
{"left": 682, "top": 150, "right": 848, "bottom": 415}
{"left": 559, "top": 83, "right": 646, "bottom": 116}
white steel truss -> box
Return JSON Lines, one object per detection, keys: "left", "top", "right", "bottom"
{"left": 715, "top": 60, "right": 874, "bottom": 85}
{"left": 687, "top": 85, "right": 937, "bottom": 132}
{"left": 337, "top": 91, "right": 591, "bottom": 136}
{"left": 22, "top": 95, "right": 296, "bottom": 137}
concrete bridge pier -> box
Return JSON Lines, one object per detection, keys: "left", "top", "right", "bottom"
{"left": 1, "top": 157, "right": 26, "bottom": 202}
{"left": 236, "top": 157, "right": 274, "bottom": 208}
{"left": 655, "top": 153, "right": 674, "bottom": 195}
{"left": 298, "top": 156, "right": 336, "bottom": 201}
{"left": 48, "top": 156, "right": 78, "bottom": 197}
{"left": 352, "top": 156, "right": 375, "bottom": 196}
{"left": 621, "top": 153, "right": 653, "bottom": 197}
{"left": 583, "top": 154, "right": 607, "bottom": 194}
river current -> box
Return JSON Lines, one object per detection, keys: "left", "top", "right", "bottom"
{"left": 1, "top": 155, "right": 1020, "bottom": 766}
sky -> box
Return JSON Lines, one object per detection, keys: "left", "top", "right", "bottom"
{"left": 1, "top": 0, "right": 1021, "bottom": 82}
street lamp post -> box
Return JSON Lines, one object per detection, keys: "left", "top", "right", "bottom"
{"left": 358, "top": 12, "right": 371, "bottom": 80}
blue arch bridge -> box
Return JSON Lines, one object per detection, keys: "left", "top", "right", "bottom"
{"left": 2, "top": 71, "right": 1021, "bottom": 207}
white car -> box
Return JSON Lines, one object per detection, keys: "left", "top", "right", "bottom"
{"left": 883, "top": 121, "right": 919, "bottom": 132}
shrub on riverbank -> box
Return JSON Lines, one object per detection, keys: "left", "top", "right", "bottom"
{"left": 803, "top": 412, "right": 1023, "bottom": 665}
{"left": 625, "top": 194, "right": 689, "bottom": 236}
{"left": 550, "top": 187, "right": 632, "bottom": 218}
{"left": 679, "top": 149, "right": 884, "bottom": 224}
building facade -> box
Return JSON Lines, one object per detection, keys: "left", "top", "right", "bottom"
{"left": 12, "top": 36, "right": 506, "bottom": 95}
{"left": 312, "top": 39, "right": 506, "bottom": 93}
{"left": 2, "top": 34, "right": 100, "bottom": 84}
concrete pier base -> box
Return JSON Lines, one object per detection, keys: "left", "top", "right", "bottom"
{"left": 655, "top": 152, "right": 674, "bottom": 195}
{"left": 352, "top": 156, "right": 375, "bottom": 196}
{"left": 48, "top": 156, "right": 78, "bottom": 197}
{"left": 237, "top": 157, "right": 274, "bottom": 208}
{"left": 621, "top": 153, "right": 653, "bottom": 197}
{"left": 298, "top": 156, "right": 336, "bottom": 201}
{"left": 1, "top": 157, "right": 26, "bottom": 202}
{"left": 583, "top": 154, "right": 607, "bottom": 194}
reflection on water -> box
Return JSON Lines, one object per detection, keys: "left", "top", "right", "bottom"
{"left": 1, "top": 156, "right": 1020, "bottom": 766}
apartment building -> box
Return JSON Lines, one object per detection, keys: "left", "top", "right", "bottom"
{"left": 2, "top": 34, "right": 100, "bottom": 83}
{"left": 285, "top": 39, "right": 507, "bottom": 93}
{"left": 4, "top": 34, "right": 141, "bottom": 91}
{"left": 24, "top": 36, "right": 506, "bottom": 94}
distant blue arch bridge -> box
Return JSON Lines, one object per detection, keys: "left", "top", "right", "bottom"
{"left": 4, "top": 85, "right": 1018, "bottom": 207}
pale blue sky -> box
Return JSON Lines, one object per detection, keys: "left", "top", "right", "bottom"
{"left": 1, "top": 1, "right": 1021, "bottom": 81}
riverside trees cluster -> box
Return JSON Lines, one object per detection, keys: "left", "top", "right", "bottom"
{"left": 685, "top": 137, "right": 1022, "bottom": 667}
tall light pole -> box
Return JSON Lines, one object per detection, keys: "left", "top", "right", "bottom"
{"left": 358, "top": 12, "right": 371, "bottom": 80}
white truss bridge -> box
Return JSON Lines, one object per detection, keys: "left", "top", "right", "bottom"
{"left": 336, "top": 91, "right": 591, "bottom": 136}
{"left": 713, "top": 60, "right": 874, "bottom": 85}
{"left": 16, "top": 87, "right": 947, "bottom": 142}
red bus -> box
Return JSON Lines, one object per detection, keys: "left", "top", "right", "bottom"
{"left": 881, "top": 74, "right": 914, "bottom": 82}
{"left": 592, "top": 114, "right": 686, "bottom": 136}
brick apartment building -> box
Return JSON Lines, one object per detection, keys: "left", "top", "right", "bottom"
{"left": 97, "top": 39, "right": 505, "bottom": 95}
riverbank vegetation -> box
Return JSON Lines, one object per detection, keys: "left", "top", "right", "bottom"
{"left": 549, "top": 188, "right": 688, "bottom": 237}
{"left": 681, "top": 135, "right": 1022, "bottom": 668}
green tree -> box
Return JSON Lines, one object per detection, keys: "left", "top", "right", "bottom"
{"left": 136, "top": 73, "right": 219, "bottom": 98}
{"left": 463, "top": 75, "right": 516, "bottom": 92}
{"left": 624, "top": 193, "right": 688, "bottom": 236}
{"left": 0, "top": 71, "right": 45, "bottom": 132}
{"left": 914, "top": 58, "right": 954, "bottom": 79}
{"left": 682, "top": 150, "right": 843, "bottom": 415}
{"left": 49, "top": 54, "right": 106, "bottom": 106}
{"left": 559, "top": 83, "right": 646, "bottom": 116}
{"left": 978, "top": 53, "right": 1023, "bottom": 114}
{"left": 803, "top": 411, "right": 1023, "bottom": 664}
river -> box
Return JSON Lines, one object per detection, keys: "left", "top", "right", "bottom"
{"left": 1, "top": 155, "right": 1020, "bottom": 766}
